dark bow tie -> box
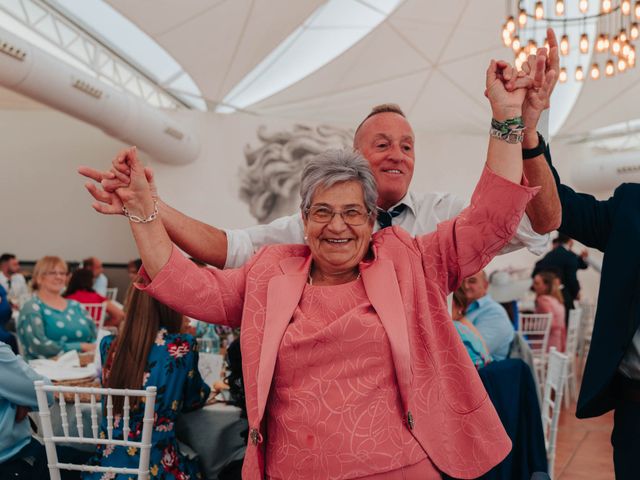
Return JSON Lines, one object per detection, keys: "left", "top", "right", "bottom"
{"left": 377, "top": 204, "right": 407, "bottom": 229}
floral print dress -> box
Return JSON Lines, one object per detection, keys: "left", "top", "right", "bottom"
{"left": 84, "top": 329, "right": 211, "bottom": 480}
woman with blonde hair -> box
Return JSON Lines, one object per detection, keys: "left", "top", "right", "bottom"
{"left": 84, "top": 283, "right": 210, "bottom": 479}
{"left": 17, "top": 256, "right": 96, "bottom": 359}
{"left": 532, "top": 270, "right": 566, "bottom": 351}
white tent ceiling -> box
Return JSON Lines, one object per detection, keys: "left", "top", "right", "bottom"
{"left": 5, "top": 0, "right": 640, "bottom": 138}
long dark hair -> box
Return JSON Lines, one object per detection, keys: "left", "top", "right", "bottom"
{"left": 64, "top": 268, "right": 95, "bottom": 297}
{"left": 105, "top": 281, "right": 184, "bottom": 415}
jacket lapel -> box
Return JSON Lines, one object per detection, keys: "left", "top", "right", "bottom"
{"left": 256, "top": 255, "right": 310, "bottom": 421}
{"left": 361, "top": 259, "right": 413, "bottom": 410}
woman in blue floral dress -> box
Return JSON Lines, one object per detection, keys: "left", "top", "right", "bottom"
{"left": 84, "top": 285, "right": 210, "bottom": 480}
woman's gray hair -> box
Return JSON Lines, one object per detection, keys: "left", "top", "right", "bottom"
{"left": 299, "top": 149, "right": 378, "bottom": 217}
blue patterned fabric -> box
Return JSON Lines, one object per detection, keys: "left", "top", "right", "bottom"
{"left": 453, "top": 322, "right": 492, "bottom": 368}
{"left": 83, "top": 330, "right": 210, "bottom": 480}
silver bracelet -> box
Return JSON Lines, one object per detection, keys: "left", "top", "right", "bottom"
{"left": 122, "top": 199, "right": 158, "bottom": 223}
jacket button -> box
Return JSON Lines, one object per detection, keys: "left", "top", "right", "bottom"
{"left": 249, "top": 428, "right": 263, "bottom": 446}
{"left": 407, "top": 411, "right": 415, "bottom": 430}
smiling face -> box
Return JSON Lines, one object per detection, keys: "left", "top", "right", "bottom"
{"left": 303, "top": 180, "right": 374, "bottom": 277}
{"left": 36, "top": 261, "right": 68, "bottom": 295}
{"left": 462, "top": 271, "right": 489, "bottom": 302}
{"left": 355, "top": 112, "right": 415, "bottom": 210}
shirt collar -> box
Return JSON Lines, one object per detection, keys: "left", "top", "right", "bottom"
{"left": 386, "top": 191, "right": 416, "bottom": 216}
{"left": 469, "top": 294, "right": 493, "bottom": 309}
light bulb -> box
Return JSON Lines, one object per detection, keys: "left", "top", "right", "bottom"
{"left": 515, "top": 56, "right": 525, "bottom": 70}
{"left": 596, "top": 34, "right": 605, "bottom": 52}
{"left": 519, "top": 8, "right": 528, "bottom": 26}
{"left": 518, "top": 50, "right": 528, "bottom": 64}
{"left": 590, "top": 63, "right": 600, "bottom": 79}
{"left": 612, "top": 36, "right": 621, "bottom": 55}
{"left": 636, "top": 1, "right": 640, "bottom": 18}
{"left": 535, "top": 1, "right": 544, "bottom": 19}
{"left": 622, "top": 43, "right": 631, "bottom": 57}
{"left": 544, "top": 38, "right": 550, "bottom": 51}
{"left": 528, "top": 39, "right": 538, "bottom": 55}
{"left": 559, "top": 67, "right": 568, "bottom": 83}
{"left": 602, "top": 0, "right": 612, "bottom": 13}
{"left": 603, "top": 34, "right": 610, "bottom": 50}
{"left": 605, "top": 59, "right": 615, "bottom": 76}
{"left": 502, "top": 27, "right": 512, "bottom": 46}
{"left": 555, "top": 0, "right": 565, "bottom": 15}
{"left": 618, "top": 58, "right": 628, "bottom": 72}
{"left": 620, "top": 29, "right": 628, "bottom": 43}
{"left": 560, "top": 34, "right": 570, "bottom": 55}
{"left": 580, "top": 33, "right": 590, "bottom": 53}
{"left": 629, "top": 48, "right": 636, "bottom": 66}
{"left": 575, "top": 65, "right": 584, "bottom": 81}
{"left": 579, "top": 0, "right": 589, "bottom": 13}
{"left": 623, "top": 0, "right": 632, "bottom": 15}
{"left": 506, "top": 16, "right": 516, "bottom": 33}
{"left": 631, "top": 23, "right": 639, "bottom": 40}
{"left": 512, "top": 35, "right": 521, "bottom": 51}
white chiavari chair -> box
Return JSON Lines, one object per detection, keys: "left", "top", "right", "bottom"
{"left": 541, "top": 348, "right": 568, "bottom": 479}
{"left": 81, "top": 302, "right": 107, "bottom": 331}
{"left": 34, "top": 380, "right": 156, "bottom": 480}
{"left": 518, "top": 312, "right": 553, "bottom": 387}
{"left": 564, "top": 308, "right": 582, "bottom": 408}
{"left": 105, "top": 287, "right": 118, "bottom": 302}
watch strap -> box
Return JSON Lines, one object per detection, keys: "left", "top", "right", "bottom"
{"left": 522, "top": 132, "right": 547, "bottom": 159}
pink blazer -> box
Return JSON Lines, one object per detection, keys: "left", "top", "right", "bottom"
{"left": 140, "top": 167, "right": 538, "bottom": 479}
{"left": 536, "top": 294, "right": 567, "bottom": 352}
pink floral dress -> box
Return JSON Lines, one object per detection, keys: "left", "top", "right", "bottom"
{"left": 83, "top": 329, "right": 210, "bottom": 480}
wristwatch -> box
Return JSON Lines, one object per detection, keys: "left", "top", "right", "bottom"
{"left": 522, "top": 132, "right": 547, "bottom": 160}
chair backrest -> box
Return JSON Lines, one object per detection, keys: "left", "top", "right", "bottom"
{"left": 82, "top": 302, "right": 107, "bottom": 331}
{"left": 565, "top": 309, "right": 582, "bottom": 357}
{"left": 541, "top": 348, "right": 569, "bottom": 478}
{"left": 34, "top": 380, "right": 156, "bottom": 480}
{"left": 519, "top": 313, "right": 553, "bottom": 354}
{"left": 105, "top": 287, "right": 118, "bottom": 302}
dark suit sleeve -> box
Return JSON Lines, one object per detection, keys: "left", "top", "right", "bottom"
{"left": 545, "top": 144, "right": 619, "bottom": 252}
{"left": 564, "top": 254, "right": 581, "bottom": 299}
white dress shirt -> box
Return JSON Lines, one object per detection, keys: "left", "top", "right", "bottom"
{"left": 0, "top": 272, "right": 29, "bottom": 306}
{"left": 225, "top": 190, "right": 548, "bottom": 268}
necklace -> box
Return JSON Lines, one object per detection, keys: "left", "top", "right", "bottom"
{"left": 308, "top": 270, "right": 361, "bottom": 285}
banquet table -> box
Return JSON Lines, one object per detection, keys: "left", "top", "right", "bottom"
{"left": 32, "top": 400, "right": 247, "bottom": 480}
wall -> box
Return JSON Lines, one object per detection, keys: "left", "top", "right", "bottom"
{"left": 0, "top": 105, "right": 607, "bottom": 303}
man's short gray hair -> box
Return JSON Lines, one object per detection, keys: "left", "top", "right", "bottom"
{"left": 299, "top": 149, "right": 378, "bottom": 218}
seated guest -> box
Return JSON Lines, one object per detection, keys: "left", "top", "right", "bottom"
{"left": 0, "top": 253, "right": 30, "bottom": 308}
{"left": 82, "top": 257, "right": 108, "bottom": 296}
{"left": 0, "top": 285, "right": 18, "bottom": 354}
{"left": 64, "top": 269, "right": 124, "bottom": 327}
{"left": 17, "top": 256, "right": 96, "bottom": 360}
{"left": 0, "top": 341, "right": 89, "bottom": 479}
{"left": 462, "top": 270, "right": 515, "bottom": 361}
{"left": 532, "top": 271, "right": 566, "bottom": 351}
{"left": 127, "top": 258, "right": 142, "bottom": 282}
{"left": 452, "top": 288, "right": 492, "bottom": 368}
{"left": 84, "top": 285, "right": 210, "bottom": 479}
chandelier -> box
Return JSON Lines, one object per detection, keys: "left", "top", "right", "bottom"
{"left": 501, "top": 1, "right": 639, "bottom": 82}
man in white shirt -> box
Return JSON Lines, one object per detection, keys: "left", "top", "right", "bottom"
{"left": 0, "top": 254, "right": 29, "bottom": 308}
{"left": 80, "top": 35, "right": 562, "bottom": 268}
{"left": 82, "top": 257, "right": 108, "bottom": 296}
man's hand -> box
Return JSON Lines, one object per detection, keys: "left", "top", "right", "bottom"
{"left": 79, "top": 151, "right": 157, "bottom": 215}
{"left": 485, "top": 59, "right": 532, "bottom": 120}
{"left": 520, "top": 28, "right": 559, "bottom": 146}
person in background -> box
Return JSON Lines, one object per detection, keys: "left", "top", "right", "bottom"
{"left": 532, "top": 233, "right": 588, "bottom": 321}
{"left": 452, "top": 288, "right": 492, "bottom": 368}
{"left": 462, "top": 270, "right": 515, "bottom": 361}
{"left": 84, "top": 285, "right": 210, "bottom": 480}
{"left": 82, "top": 257, "right": 108, "bottom": 296}
{"left": 17, "top": 256, "right": 96, "bottom": 360}
{"left": 532, "top": 271, "right": 566, "bottom": 351}
{"left": 0, "top": 285, "right": 18, "bottom": 354}
{"left": 64, "top": 269, "right": 124, "bottom": 327}
{"left": 0, "top": 341, "right": 89, "bottom": 479}
{"left": 127, "top": 258, "right": 142, "bottom": 282}
{"left": 0, "top": 253, "right": 30, "bottom": 309}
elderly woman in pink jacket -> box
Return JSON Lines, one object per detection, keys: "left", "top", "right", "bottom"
{"left": 86, "top": 59, "right": 550, "bottom": 479}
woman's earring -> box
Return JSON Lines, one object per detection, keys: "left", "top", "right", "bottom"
{"left": 304, "top": 235, "right": 308, "bottom": 242}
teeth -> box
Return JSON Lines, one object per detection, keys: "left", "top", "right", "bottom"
{"left": 327, "top": 239, "right": 349, "bottom": 243}
{"left": 385, "top": 169, "right": 401, "bottom": 173}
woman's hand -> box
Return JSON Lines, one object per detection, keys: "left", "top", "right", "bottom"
{"left": 80, "top": 342, "right": 96, "bottom": 353}
{"left": 485, "top": 59, "right": 532, "bottom": 120}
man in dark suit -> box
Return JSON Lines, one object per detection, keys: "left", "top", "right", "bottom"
{"left": 532, "top": 232, "right": 588, "bottom": 320}
{"left": 538, "top": 139, "right": 640, "bottom": 479}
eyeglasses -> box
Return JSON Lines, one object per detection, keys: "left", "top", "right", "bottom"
{"left": 43, "top": 271, "right": 67, "bottom": 277}
{"left": 305, "top": 205, "right": 371, "bottom": 226}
